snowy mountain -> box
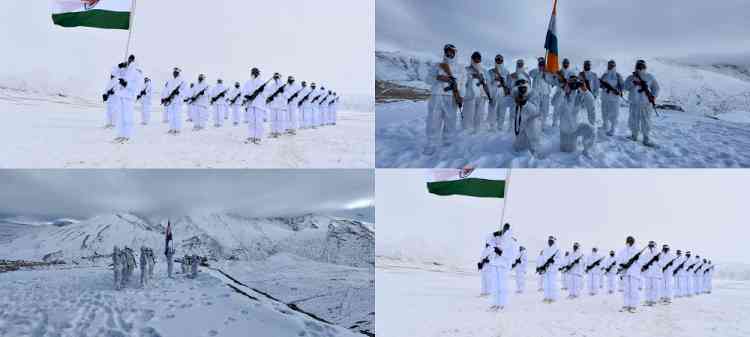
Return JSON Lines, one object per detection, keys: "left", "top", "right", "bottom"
{"left": 0, "top": 212, "right": 374, "bottom": 267}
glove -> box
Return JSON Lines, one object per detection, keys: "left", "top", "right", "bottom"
{"left": 477, "top": 262, "right": 483, "bottom": 270}
{"left": 118, "top": 78, "right": 128, "bottom": 87}
{"left": 494, "top": 247, "right": 502, "bottom": 256}
{"left": 103, "top": 94, "right": 108, "bottom": 102}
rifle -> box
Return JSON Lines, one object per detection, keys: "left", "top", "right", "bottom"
{"left": 693, "top": 263, "right": 704, "bottom": 274}
{"left": 585, "top": 257, "right": 605, "bottom": 273}
{"left": 478, "top": 257, "right": 489, "bottom": 270}
{"left": 189, "top": 87, "right": 207, "bottom": 104}
{"left": 672, "top": 260, "right": 687, "bottom": 276}
{"left": 229, "top": 91, "right": 242, "bottom": 105}
{"left": 103, "top": 88, "right": 115, "bottom": 102}
{"left": 287, "top": 87, "right": 304, "bottom": 104}
{"left": 136, "top": 88, "right": 147, "bottom": 101}
{"left": 438, "top": 62, "right": 463, "bottom": 109}
{"left": 535, "top": 250, "right": 558, "bottom": 275}
{"left": 640, "top": 252, "right": 661, "bottom": 272}
{"left": 632, "top": 71, "right": 659, "bottom": 116}
{"left": 266, "top": 84, "right": 287, "bottom": 104}
{"left": 318, "top": 94, "right": 331, "bottom": 106}
{"left": 328, "top": 97, "right": 337, "bottom": 106}
{"left": 298, "top": 89, "right": 313, "bottom": 107}
{"left": 210, "top": 89, "right": 228, "bottom": 104}
{"left": 617, "top": 247, "right": 647, "bottom": 275}
{"left": 604, "top": 260, "right": 617, "bottom": 273}
{"left": 490, "top": 68, "right": 510, "bottom": 96}
{"left": 311, "top": 94, "right": 323, "bottom": 104}
{"left": 661, "top": 256, "right": 678, "bottom": 272}
{"left": 703, "top": 266, "right": 714, "bottom": 274}
{"left": 470, "top": 66, "right": 494, "bottom": 105}
{"left": 512, "top": 253, "right": 524, "bottom": 269}
{"left": 599, "top": 78, "right": 622, "bottom": 96}
{"left": 561, "top": 255, "right": 582, "bottom": 273}
{"left": 242, "top": 78, "right": 273, "bottom": 106}
{"left": 685, "top": 262, "right": 697, "bottom": 272}
{"left": 579, "top": 71, "right": 592, "bottom": 92}
{"left": 161, "top": 82, "right": 184, "bottom": 106}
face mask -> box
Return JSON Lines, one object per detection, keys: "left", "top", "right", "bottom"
{"left": 173, "top": 72, "right": 179, "bottom": 78}
{"left": 548, "top": 240, "right": 554, "bottom": 246}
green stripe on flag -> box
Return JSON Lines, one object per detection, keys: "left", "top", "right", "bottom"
{"left": 52, "top": 10, "right": 130, "bottom": 30}
{"left": 427, "top": 178, "right": 505, "bottom": 198}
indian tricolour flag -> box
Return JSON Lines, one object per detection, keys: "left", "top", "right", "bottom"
{"left": 51, "top": 0, "right": 132, "bottom": 30}
{"left": 426, "top": 169, "right": 506, "bottom": 198}
{"left": 544, "top": 0, "right": 560, "bottom": 73}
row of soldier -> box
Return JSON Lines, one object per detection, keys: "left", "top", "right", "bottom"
{"left": 478, "top": 225, "right": 714, "bottom": 313}
{"left": 112, "top": 245, "right": 203, "bottom": 290}
{"left": 103, "top": 54, "right": 341, "bottom": 144}
{"left": 425, "top": 44, "right": 661, "bottom": 156}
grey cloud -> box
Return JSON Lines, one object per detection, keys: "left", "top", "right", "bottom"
{"left": 0, "top": 170, "right": 374, "bottom": 219}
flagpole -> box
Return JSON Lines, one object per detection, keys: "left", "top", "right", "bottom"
{"left": 499, "top": 167, "right": 513, "bottom": 228}
{"left": 124, "top": 0, "right": 137, "bottom": 60}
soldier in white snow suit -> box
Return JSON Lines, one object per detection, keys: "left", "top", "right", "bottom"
{"left": 529, "top": 57, "right": 557, "bottom": 131}
{"left": 585, "top": 247, "right": 604, "bottom": 296}
{"left": 578, "top": 60, "right": 600, "bottom": 126}
{"left": 210, "top": 79, "right": 229, "bottom": 127}
{"left": 284, "top": 76, "right": 304, "bottom": 134}
{"left": 266, "top": 72, "right": 287, "bottom": 138}
{"left": 190, "top": 254, "right": 200, "bottom": 278}
{"left": 624, "top": 60, "right": 660, "bottom": 147}
{"left": 462, "top": 52, "right": 491, "bottom": 134}
{"left": 140, "top": 246, "right": 156, "bottom": 287}
{"left": 423, "top": 44, "right": 464, "bottom": 155}
{"left": 513, "top": 246, "right": 528, "bottom": 294}
{"left": 478, "top": 242, "right": 493, "bottom": 297}
{"left": 538, "top": 236, "right": 560, "bottom": 303}
{"left": 551, "top": 74, "right": 596, "bottom": 156}
{"left": 486, "top": 54, "right": 511, "bottom": 131}
{"left": 658, "top": 244, "right": 677, "bottom": 303}
{"left": 488, "top": 223, "right": 519, "bottom": 311}
{"left": 599, "top": 60, "right": 625, "bottom": 136}
{"left": 161, "top": 68, "right": 186, "bottom": 134}
{"left": 602, "top": 250, "right": 618, "bottom": 294}
{"left": 536, "top": 250, "right": 545, "bottom": 292}
{"left": 300, "top": 82, "right": 316, "bottom": 129}
{"left": 112, "top": 58, "right": 140, "bottom": 143}
{"left": 242, "top": 67, "right": 271, "bottom": 144}
{"left": 227, "top": 82, "right": 243, "bottom": 126}
{"left": 103, "top": 73, "right": 118, "bottom": 128}
{"left": 189, "top": 74, "right": 210, "bottom": 131}
{"left": 137, "top": 77, "right": 152, "bottom": 125}
{"left": 563, "top": 243, "right": 584, "bottom": 299}
{"left": 121, "top": 246, "right": 136, "bottom": 288}
{"left": 510, "top": 79, "right": 542, "bottom": 156}
{"left": 616, "top": 236, "right": 649, "bottom": 313}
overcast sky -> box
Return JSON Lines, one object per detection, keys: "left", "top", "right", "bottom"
{"left": 1, "top": 1, "right": 374, "bottom": 96}
{"left": 377, "top": 169, "right": 749, "bottom": 266}
{"left": 376, "top": 0, "right": 750, "bottom": 62}
{"left": 0, "top": 170, "right": 374, "bottom": 219}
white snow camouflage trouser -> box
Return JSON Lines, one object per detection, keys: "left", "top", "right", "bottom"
{"left": 247, "top": 107, "right": 265, "bottom": 139}
{"left": 490, "top": 266, "right": 510, "bottom": 307}
{"left": 628, "top": 103, "right": 653, "bottom": 139}
{"left": 515, "top": 270, "right": 526, "bottom": 293}
{"left": 487, "top": 96, "right": 511, "bottom": 130}
{"left": 115, "top": 97, "right": 135, "bottom": 138}
{"left": 167, "top": 103, "right": 182, "bottom": 131}
{"left": 231, "top": 104, "right": 242, "bottom": 125}
{"left": 569, "top": 274, "right": 583, "bottom": 297}
{"left": 644, "top": 276, "right": 660, "bottom": 302}
{"left": 270, "top": 108, "right": 284, "bottom": 134}
{"left": 606, "top": 273, "right": 617, "bottom": 293}
{"left": 535, "top": 93, "right": 551, "bottom": 130}
{"left": 622, "top": 275, "right": 640, "bottom": 307}
{"left": 480, "top": 267, "right": 491, "bottom": 295}
{"left": 601, "top": 93, "right": 619, "bottom": 132}
{"left": 426, "top": 95, "right": 458, "bottom": 146}
{"left": 141, "top": 100, "right": 151, "bottom": 125}
{"left": 461, "top": 97, "right": 487, "bottom": 133}
{"left": 661, "top": 273, "right": 673, "bottom": 299}
{"left": 106, "top": 99, "right": 118, "bottom": 126}
{"left": 587, "top": 273, "right": 600, "bottom": 295}
{"left": 287, "top": 104, "right": 299, "bottom": 130}
{"left": 543, "top": 270, "right": 559, "bottom": 300}
{"left": 213, "top": 104, "right": 226, "bottom": 126}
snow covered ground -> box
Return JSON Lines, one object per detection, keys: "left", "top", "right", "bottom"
{"left": 375, "top": 50, "right": 750, "bottom": 168}
{"left": 376, "top": 258, "right": 750, "bottom": 337}
{"left": 0, "top": 262, "right": 360, "bottom": 337}
{"left": 0, "top": 88, "right": 374, "bottom": 168}
{"left": 0, "top": 213, "right": 375, "bottom": 336}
